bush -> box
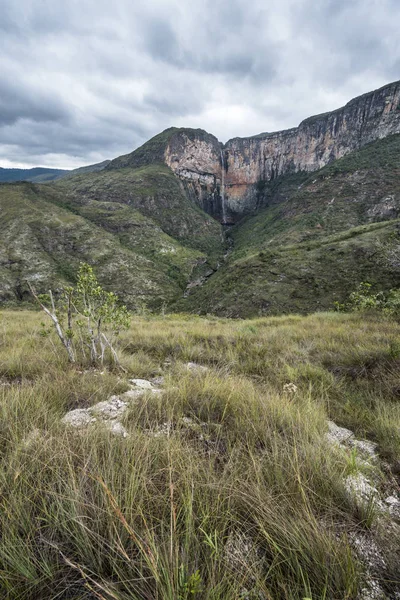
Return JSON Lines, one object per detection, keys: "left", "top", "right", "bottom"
{"left": 335, "top": 282, "right": 400, "bottom": 318}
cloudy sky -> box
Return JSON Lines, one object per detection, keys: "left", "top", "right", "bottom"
{"left": 1, "top": 0, "right": 399, "bottom": 169}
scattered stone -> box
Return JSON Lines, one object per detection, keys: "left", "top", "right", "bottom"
{"left": 130, "top": 378, "right": 154, "bottom": 389}
{"left": 104, "top": 421, "right": 129, "bottom": 438}
{"left": 352, "top": 438, "right": 378, "bottom": 460}
{"left": 151, "top": 376, "right": 165, "bottom": 386}
{"left": 358, "top": 577, "right": 386, "bottom": 600}
{"left": 62, "top": 381, "right": 145, "bottom": 434}
{"left": 185, "top": 362, "right": 209, "bottom": 373}
{"left": 326, "top": 421, "right": 378, "bottom": 461}
{"left": 224, "top": 530, "right": 268, "bottom": 599}
{"left": 149, "top": 421, "right": 173, "bottom": 438}
{"left": 146, "top": 417, "right": 213, "bottom": 443}
{"left": 326, "top": 420, "right": 355, "bottom": 445}
{"left": 350, "top": 531, "right": 387, "bottom": 573}
{"left": 283, "top": 382, "right": 298, "bottom": 394}
{"left": 121, "top": 389, "right": 144, "bottom": 401}
{"left": 224, "top": 530, "right": 254, "bottom": 572}
{"left": 62, "top": 408, "right": 96, "bottom": 429}
{"left": 181, "top": 416, "right": 196, "bottom": 426}
{"left": 62, "top": 373, "right": 164, "bottom": 436}
{"left": 350, "top": 532, "right": 387, "bottom": 600}
{"left": 385, "top": 495, "right": 400, "bottom": 519}
{"left": 345, "top": 473, "right": 385, "bottom": 511}
{"left": 89, "top": 396, "right": 127, "bottom": 420}
{"left": 62, "top": 399, "right": 131, "bottom": 435}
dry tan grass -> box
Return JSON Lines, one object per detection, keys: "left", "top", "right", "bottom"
{"left": 0, "top": 309, "right": 399, "bottom": 599}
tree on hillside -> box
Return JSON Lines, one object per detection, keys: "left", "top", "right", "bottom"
{"left": 335, "top": 281, "right": 400, "bottom": 318}
{"left": 28, "top": 263, "right": 130, "bottom": 367}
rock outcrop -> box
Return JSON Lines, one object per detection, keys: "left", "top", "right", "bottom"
{"left": 224, "top": 80, "right": 400, "bottom": 217}
{"left": 62, "top": 379, "right": 163, "bottom": 438}
{"left": 108, "top": 80, "right": 400, "bottom": 223}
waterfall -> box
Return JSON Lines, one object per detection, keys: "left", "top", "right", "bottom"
{"left": 220, "top": 149, "right": 227, "bottom": 224}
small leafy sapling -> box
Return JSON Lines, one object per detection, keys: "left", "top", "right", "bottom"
{"left": 335, "top": 281, "right": 400, "bottom": 318}
{"left": 28, "top": 263, "right": 130, "bottom": 367}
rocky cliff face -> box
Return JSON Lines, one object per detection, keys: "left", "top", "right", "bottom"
{"left": 223, "top": 80, "right": 400, "bottom": 217}
{"left": 163, "top": 129, "right": 224, "bottom": 220}
{"left": 109, "top": 81, "right": 400, "bottom": 223}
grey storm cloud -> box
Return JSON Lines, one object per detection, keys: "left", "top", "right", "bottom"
{"left": 0, "top": 78, "right": 70, "bottom": 126}
{"left": 0, "top": 0, "right": 399, "bottom": 168}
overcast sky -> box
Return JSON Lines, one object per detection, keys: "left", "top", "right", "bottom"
{"left": 1, "top": 0, "right": 399, "bottom": 169}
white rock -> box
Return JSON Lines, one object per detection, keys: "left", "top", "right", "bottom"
{"left": 130, "top": 379, "right": 154, "bottom": 389}
{"left": 326, "top": 421, "right": 378, "bottom": 463}
{"left": 224, "top": 531, "right": 256, "bottom": 572}
{"left": 185, "top": 362, "right": 209, "bottom": 373}
{"left": 351, "top": 439, "right": 378, "bottom": 459}
{"left": 62, "top": 409, "right": 96, "bottom": 429}
{"left": 89, "top": 396, "right": 127, "bottom": 420}
{"left": 104, "top": 421, "right": 129, "bottom": 438}
{"left": 121, "top": 389, "right": 144, "bottom": 401}
{"left": 326, "top": 420, "right": 355, "bottom": 445}
{"left": 358, "top": 578, "right": 386, "bottom": 600}
{"left": 283, "top": 382, "right": 298, "bottom": 394}
{"left": 345, "top": 473, "right": 384, "bottom": 511}
{"left": 385, "top": 495, "right": 400, "bottom": 519}
{"left": 349, "top": 531, "right": 389, "bottom": 600}
{"left": 385, "top": 495, "right": 400, "bottom": 506}
{"left": 148, "top": 422, "right": 173, "bottom": 437}
{"left": 350, "top": 531, "right": 387, "bottom": 572}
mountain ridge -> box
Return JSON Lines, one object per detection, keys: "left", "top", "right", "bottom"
{"left": 106, "top": 80, "right": 400, "bottom": 223}
{"left": 0, "top": 160, "right": 111, "bottom": 183}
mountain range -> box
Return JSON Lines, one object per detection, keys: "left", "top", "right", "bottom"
{"left": 0, "top": 160, "right": 111, "bottom": 184}
{"left": 1, "top": 80, "right": 400, "bottom": 316}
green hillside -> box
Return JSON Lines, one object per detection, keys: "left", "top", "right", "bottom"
{"left": 180, "top": 220, "right": 400, "bottom": 316}
{"left": 0, "top": 182, "right": 207, "bottom": 309}
{"left": 0, "top": 160, "right": 111, "bottom": 183}
{"left": 53, "top": 163, "right": 223, "bottom": 261}
{"left": 234, "top": 133, "right": 400, "bottom": 257}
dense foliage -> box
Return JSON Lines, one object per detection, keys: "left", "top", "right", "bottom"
{"left": 336, "top": 282, "right": 400, "bottom": 317}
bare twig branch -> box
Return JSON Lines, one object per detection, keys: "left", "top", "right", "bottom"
{"left": 27, "top": 282, "right": 76, "bottom": 363}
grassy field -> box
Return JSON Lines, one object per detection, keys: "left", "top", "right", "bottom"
{"left": 0, "top": 310, "right": 399, "bottom": 599}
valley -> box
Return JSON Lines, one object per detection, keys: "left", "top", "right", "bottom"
{"left": 1, "top": 82, "right": 400, "bottom": 316}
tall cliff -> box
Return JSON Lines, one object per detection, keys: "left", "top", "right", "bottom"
{"left": 108, "top": 80, "right": 400, "bottom": 223}
{"left": 108, "top": 128, "right": 226, "bottom": 220}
